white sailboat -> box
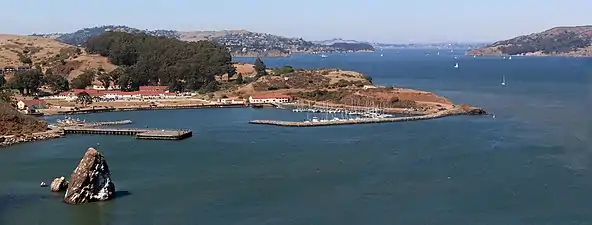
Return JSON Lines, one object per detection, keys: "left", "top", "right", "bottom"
{"left": 454, "top": 62, "right": 459, "bottom": 69}
{"left": 501, "top": 75, "right": 506, "bottom": 86}
{"left": 508, "top": 56, "right": 512, "bottom": 60}
{"left": 380, "top": 53, "right": 383, "bottom": 57}
{"left": 320, "top": 54, "right": 328, "bottom": 58}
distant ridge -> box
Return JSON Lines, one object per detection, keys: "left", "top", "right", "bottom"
{"left": 468, "top": 25, "right": 592, "bottom": 57}
{"left": 32, "top": 25, "right": 374, "bottom": 57}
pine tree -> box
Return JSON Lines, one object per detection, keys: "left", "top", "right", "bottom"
{"left": 254, "top": 57, "right": 267, "bottom": 76}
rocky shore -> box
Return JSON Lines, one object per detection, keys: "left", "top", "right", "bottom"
{"left": 0, "top": 131, "right": 62, "bottom": 148}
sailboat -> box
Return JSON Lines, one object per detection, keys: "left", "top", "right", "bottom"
{"left": 508, "top": 56, "right": 512, "bottom": 60}
{"left": 454, "top": 62, "right": 459, "bottom": 69}
{"left": 501, "top": 75, "right": 506, "bottom": 86}
{"left": 320, "top": 54, "right": 328, "bottom": 58}
{"left": 380, "top": 53, "right": 383, "bottom": 57}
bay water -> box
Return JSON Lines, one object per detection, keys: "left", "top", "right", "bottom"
{"left": 1, "top": 50, "right": 590, "bottom": 225}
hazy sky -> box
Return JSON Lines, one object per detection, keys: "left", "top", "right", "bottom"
{"left": 1, "top": 0, "right": 590, "bottom": 43}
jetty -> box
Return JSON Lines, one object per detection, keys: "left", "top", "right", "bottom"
{"left": 62, "top": 127, "right": 192, "bottom": 140}
{"left": 249, "top": 109, "right": 485, "bottom": 127}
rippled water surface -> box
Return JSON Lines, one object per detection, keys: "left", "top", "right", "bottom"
{"left": 1, "top": 50, "right": 590, "bottom": 225}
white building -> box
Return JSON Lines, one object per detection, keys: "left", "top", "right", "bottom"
{"left": 248, "top": 94, "right": 291, "bottom": 104}
{"left": 92, "top": 85, "right": 121, "bottom": 90}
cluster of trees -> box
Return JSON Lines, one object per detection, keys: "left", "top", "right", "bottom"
{"left": 85, "top": 31, "right": 235, "bottom": 92}
{"left": 2, "top": 69, "right": 69, "bottom": 95}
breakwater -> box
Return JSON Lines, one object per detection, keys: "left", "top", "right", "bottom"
{"left": 249, "top": 109, "right": 486, "bottom": 127}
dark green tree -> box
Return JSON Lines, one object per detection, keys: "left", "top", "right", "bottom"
{"left": 70, "top": 69, "right": 96, "bottom": 89}
{"left": 76, "top": 92, "right": 92, "bottom": 107}
{"left": 97, "top": 72, "right": 111, "bottom": 90}
{"left": 44, "top": 72, "right": 70, "bottom": 92}
{"left": 0, "top": 75, "right": 5, "bottom": 87}
{"left": 19, "top": 54, "right": 33, "bottom": 65}
{"left": 227, "top": 66, "right": 236, "bottom": 81}
{"left": 254, "top": 57, "right": 267, "bottom": 76}
{"left": 234, "top": 74, "right": 244, "bottom": 84}
{"left": 0, "top": 89, "right": 15, "bottom": 106}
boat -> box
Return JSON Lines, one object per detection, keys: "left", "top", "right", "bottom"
{"left": 380, "top": 54, "right": 383, "bottom": 57}
{"left": 501, "top": 75, "right": 506, "bottom": 86}
{"left": 320, "top": 54, "right": 328, "bottom": 58}
{"left": 509, "top": 56, "right": 512, "bottom": 60}
{"left": 454, "top": 63, "right": 459, "bottom": 69}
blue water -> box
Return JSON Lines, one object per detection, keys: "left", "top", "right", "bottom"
{"left": 1, "top": 50, "right": 590, "bottom": 225}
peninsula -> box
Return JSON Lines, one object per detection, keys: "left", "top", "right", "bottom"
{"left": 1, "top": 31, "right": 486, "bottom": 146}
{"left": 468, "top": 25, "right": 592, "bottom": 57}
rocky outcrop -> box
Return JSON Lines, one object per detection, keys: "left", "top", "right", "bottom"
{"left": 465, "top": 107, "right": 487, "bottom": 115}
{"left": 50, "top": 176, "right": 68, "bottom": 192}
{"left": 63, "top": 148, "right": 115, "bottom": 204}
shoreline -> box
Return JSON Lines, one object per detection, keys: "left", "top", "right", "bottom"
{"left": 41, "top": 103, "right": 255, "bottom": 116}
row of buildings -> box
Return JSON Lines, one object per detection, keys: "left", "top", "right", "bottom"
{"left": 0, "top": 65, "right": 34, "bottom": 75}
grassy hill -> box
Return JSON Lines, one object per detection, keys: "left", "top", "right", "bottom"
{"left": 0, "top": 34, "right": 116, "bottom": 80}
{"left": 468, "top": 25, "right": 592, "bottom": 57}
{"left": 0, "top": 102, "right": 47, "bottom": 136}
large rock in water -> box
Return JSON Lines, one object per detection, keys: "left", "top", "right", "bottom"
{"left": 64, "top": 148, "right": 115, "bottom": 204}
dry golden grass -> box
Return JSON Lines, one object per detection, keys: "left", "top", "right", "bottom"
{"left": 0, "top": 34, "right": 117, "bottom": 79}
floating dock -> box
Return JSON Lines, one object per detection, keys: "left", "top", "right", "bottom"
{"left": 249, "top": 111, "right": 458, "bottom": 127}
{"left": 62, "top": 127, "right": 192, "bottom": 140}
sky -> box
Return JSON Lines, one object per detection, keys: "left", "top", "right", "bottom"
{"left": 1, "top": 0, "right": 590, "bottom": 43}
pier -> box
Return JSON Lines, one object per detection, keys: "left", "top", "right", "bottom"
{"left": 62, "top": 127, "right": 192, "bottom": 140}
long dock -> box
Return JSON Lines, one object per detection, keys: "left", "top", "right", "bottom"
{"left": 62, "top": 127, "right": 192, "bottom": 140}
{"left": 249, "top": 110, "right": 479, "bottom": 127}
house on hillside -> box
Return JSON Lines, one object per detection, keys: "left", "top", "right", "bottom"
{"left": 17, "top": 99, "right": 47, "bottom": 114}
{"left": 248, "top": 94, "right": 292, "bottom": 104}
{"left": 4, "top": 66, "right": 15, "bottom": 73}
{"left": 16, "top": 66, "right": 31, "bottom": 71}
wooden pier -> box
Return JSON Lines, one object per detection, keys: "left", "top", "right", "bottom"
{"left": 62, "top": 127, "right": 192, "bottom": 140}
{"left": 249, "top": 110, "right": 476, "bottom": 127}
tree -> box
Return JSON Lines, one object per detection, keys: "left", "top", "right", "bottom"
{"left": 97, "top": 72, "right": 111, "bottom": 90}
{"left": 44, "top": 73, "right": 70, "bottom": 92}
{"left": 234, "top": 74, "right": 244, "bottom": 84}
{"left": 227, "top": 66, "right": 236, "bottom": 81}
{"left": 0, "top": 75, "right": 5, "bottom": 88}
{"left": 254, "top": 57, "right": 267, "bottom": 76}
{"left": 76, "top": 92, "right": 92, "bottom": 107}
{"left": 70, "top": 69, "right": 96, "bottom": 89}
{"left": 19, "top": 54, "right": 33, "bottom": 65}
{"left": 109, "top": 67, "right": 124, "bottom": 87}
{"left": 8, "top": 70, "right": 44, "bottom": 95}
{"left": 0, "top": 89, "right": 15, "bottom": 106}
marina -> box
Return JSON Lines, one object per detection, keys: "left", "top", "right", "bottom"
{"left": 250, "top": 111, "right": 450, "bottom": 127}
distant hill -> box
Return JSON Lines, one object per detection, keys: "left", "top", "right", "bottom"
{"left": 468, "top": 25, "right": 592, "bottom": 57}
{"left": 0, "top": 34, "right": 116, "bottom": 80}
{"left": 314, "top": 38, "right": 369, "bottom": 45}
{"left": 32, "top": 25, "right": 372, "bottom": 57}
{"left": 314, "top": 38, "right": 375, "bottom": 52}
